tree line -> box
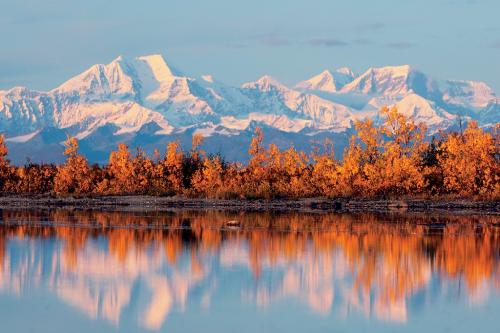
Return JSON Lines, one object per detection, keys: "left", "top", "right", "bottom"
{"left": 0, "top": 107, "right": 498, "bottom": 199}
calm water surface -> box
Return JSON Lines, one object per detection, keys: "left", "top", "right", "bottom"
{"left": 0, "top": 209, "right": 499, "bottom": 333}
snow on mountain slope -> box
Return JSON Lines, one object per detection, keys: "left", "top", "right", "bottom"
{"left": 340, "top": 65, "right": 440, "bottom": 100}
{"left": 0, "top": 87, "right": 56, "bottom": 135}
{"left": 61, "top": 102, "right": 173, "bottom": 139}
{"left": 190, "top": 74, "right": 254, "bottom": 117}
{"left": 442, "top": 80, "right": 496, "bottom": 111}
{"left": 392, "top": 94, "right": 456, "bottom": 128}
{"left": 50, "top": 55, "right": 219, "bottom": 128}
{"left": 5, "top": 130, "right": 41, "bottom": 143}
{"left": 295, "top": 68, "right": 356, "bottom": 93}
{"left": 241, "top": 75, "right": 355, "bottom": 130}
{"left": 480, "top": 99, "right": 500, "bottom": 126}
{"left": 242, "top": 75, "right": 290, "bottom": 93}
{"left": 52, "top": 56, "right": 137, "bottom": 100}
{"left": 361, "top": 94, "right": 457, "bottom": 131}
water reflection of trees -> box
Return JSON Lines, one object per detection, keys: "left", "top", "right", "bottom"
{"left": 0, "top": 209, "right": 499, "bottom": 327}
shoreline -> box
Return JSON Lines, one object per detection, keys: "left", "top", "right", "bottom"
{"left": 0, "top": 195, "right": 498, "bottom": 214}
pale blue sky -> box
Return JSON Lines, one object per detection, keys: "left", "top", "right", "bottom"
{"left": 1, "top": 0, "right": 499, "bottom": 91}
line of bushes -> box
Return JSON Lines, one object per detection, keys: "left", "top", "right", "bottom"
{"left": 0, "top": 107, "right": 498, "bottom": 200}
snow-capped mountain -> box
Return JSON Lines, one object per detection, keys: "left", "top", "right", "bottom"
{"left": 295, "top": 68, "right": 357, "bottom": 93}
{"left": 441, "top": 80, "right": 497, "bottom": 112}
{"left": 0, "top": 54, "right": 498, "bottom": 163}
{"left": 240, "top": 75, "right": 356, "bottom": 131}
{"left": 339, "top": 65, "right": 441, "bottom": 99}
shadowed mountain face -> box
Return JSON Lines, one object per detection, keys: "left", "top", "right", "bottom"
{"left": 0, "top": 209, "right": 499, "bottom": 332}
{"left": 1, "top": 55, "right": 498, "bottom": 164}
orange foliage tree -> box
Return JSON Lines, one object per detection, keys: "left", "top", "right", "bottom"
{"left": 192, "top": 155, "right": 226, "bottom": 198}
{"left": 311, "top": 139, "right": 341, "bottom": 197}
{"left": 437, "top": 121, "right": 499, "bottom": 198}
{"left": 98, "top": 143, "right": 136, "bottom": 194}
{"left": 10, "top": 163, "right": 56, "bottom": 194}
{"left": 0, "top": 134, "right": 12, "bottom": 191}
{"left": 376, "top": 106, "right": 427, "bottom": 196}
{"left": 338, "top": 107, "right": 428, "bottom": 197}
{"left": 341, "top": 118, "right": 381, "bottom": 196}
{"left": 54, "top": 136, "right": 93, "bottom": 195}
{"left": 242, "top": 128, "right": 312, "bottom": 198}
{"left": 158, "top": 141, "right": 185, "bottom": 194}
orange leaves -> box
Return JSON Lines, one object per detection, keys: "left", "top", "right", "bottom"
{"left": 0, "top": 134, "right": 8, "bottom": 163}
{"left": 242, "top": 128, "right": 314, "bottom": 198}
{"left": 54, "top": 136, "right": 93, "bottom": 195}
{"left": 99, "top": 143, "right": 135, "bottom": 194}
{"left": 380, "top": 106, "right": 426, "bottom": 156}
{"left": 437, "top": 121, "right": 499, "bottom": 198}
{"left": 1, "top": 135, "right": 55, "bottom": 194}
{"left": 248, "top": 127, "right": 264, "bottom": 159}
{"left": 354, "top": 118, "right": 382, "bottom": 164}
{"left": 0, "top": 134, "right": 11, "bottom": 191}
{"left": 11, "top": 163, "right": 56, "bottom": 194}
{"left": 162, "top": 141, "right": 185, "bottom": 193}
{"left": 339, "top": 107, "right": 428, "bottom": 197}
{"left": 192, "top": 156, "right": 226, "bottom": 198}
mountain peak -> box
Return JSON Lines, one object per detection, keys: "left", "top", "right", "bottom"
{"left": 112, "top": 55, "right": 125, "bottom": 62}
{"left": 257, "top": 75, "right": 280, "bottom": 83}
{"left": 319, "top": 69, "right": 334, "bottom": 76}
{"left": 295, "top": 68, "right": 356, "bottom": 93}
{"left": 341, "top": 64, "right": 421, "bottom": 95}
{"left": 242, "top": 75, "right": 289, "bottom": 92}
{"left": 336, "top": 67, "right": 356, "bottom": 77}
{"left": 296, "top": 70, "right": 336, "bottom": 92}
{"left": 51, "top": 56, "right": 135, "bottom": 95}
{"left": 136, "top": 54, "right": 175, "bottom": 80}
{"left": 374, "top": 65, "right": 413, "bottom": 77}
{"left": 443, "top": 79, "right": 496, "bottom": 110}
{"left": 50, "top": 54, "right": 180, "bottom": 96}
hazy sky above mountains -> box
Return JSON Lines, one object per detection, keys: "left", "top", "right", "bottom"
{"left": 1, "top": 0, "right": 499, "bottom": 91}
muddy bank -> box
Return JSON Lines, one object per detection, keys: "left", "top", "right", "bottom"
{"left": 0, "top": 195, "right": 498, "bottom": 214}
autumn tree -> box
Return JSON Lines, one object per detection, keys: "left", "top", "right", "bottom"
{"left": 243, "top": 127, "right": 273, "bottom": 198}
{"left": 248, "top": 127, "right": 266, "bottom": 168}
{"left": 311, "top": 139, "right": 341, "bottom": 197}
{"left": 192, "top": 155, "right": 226, "bottom": 198}
{"left": 151, "top": 141, "right": 185, "bottom": 195}
{"left": 338, "top": 118, "right": 382, "bottom": 196}
{"left": 421, "top": 137, "right": 444, "bottom": 195}
{"left": 131, "top": 148, "right": 156, "bottom": 194}
{"left": 437, "top": 121, "right": 499, "bottom": 198}
{"left": 181, "top": 134, "right": 206, "bottom": 193}
{"left": 98, "top": 143, "right": 136, "bottom": 194}
{"left": 269, "top": 145, "right": 312, "bottom": 198}
{"left": 54, "top": 136, "right": 93, "bottom": 195}
{"left": 336, "top": 107, "right": 429, "bottom": 197}
{"left": 0, "top": 134, "right": 11, "bottom": 191}
{"left": 239, "top": 127, "right": 314, "bottom": 198}
{"left": 190, "top": 133, "right": 205, "bottom": 165}
{"left": 376, "top": 106, "right": 427, "bottom": 196}
{"left": 9, "top": 163, "right": 56, "bottom": 194}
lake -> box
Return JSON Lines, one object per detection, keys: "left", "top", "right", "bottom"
{"left": 0, "top": 209, "right": 499, "bottom": 332}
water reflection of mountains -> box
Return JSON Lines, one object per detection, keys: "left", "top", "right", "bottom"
{"left": 0, "top": 210, "right": 499, "bottom": 330}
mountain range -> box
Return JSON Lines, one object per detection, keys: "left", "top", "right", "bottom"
{"left": 0, "top": 54, "right": 498, "bottom": 164}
